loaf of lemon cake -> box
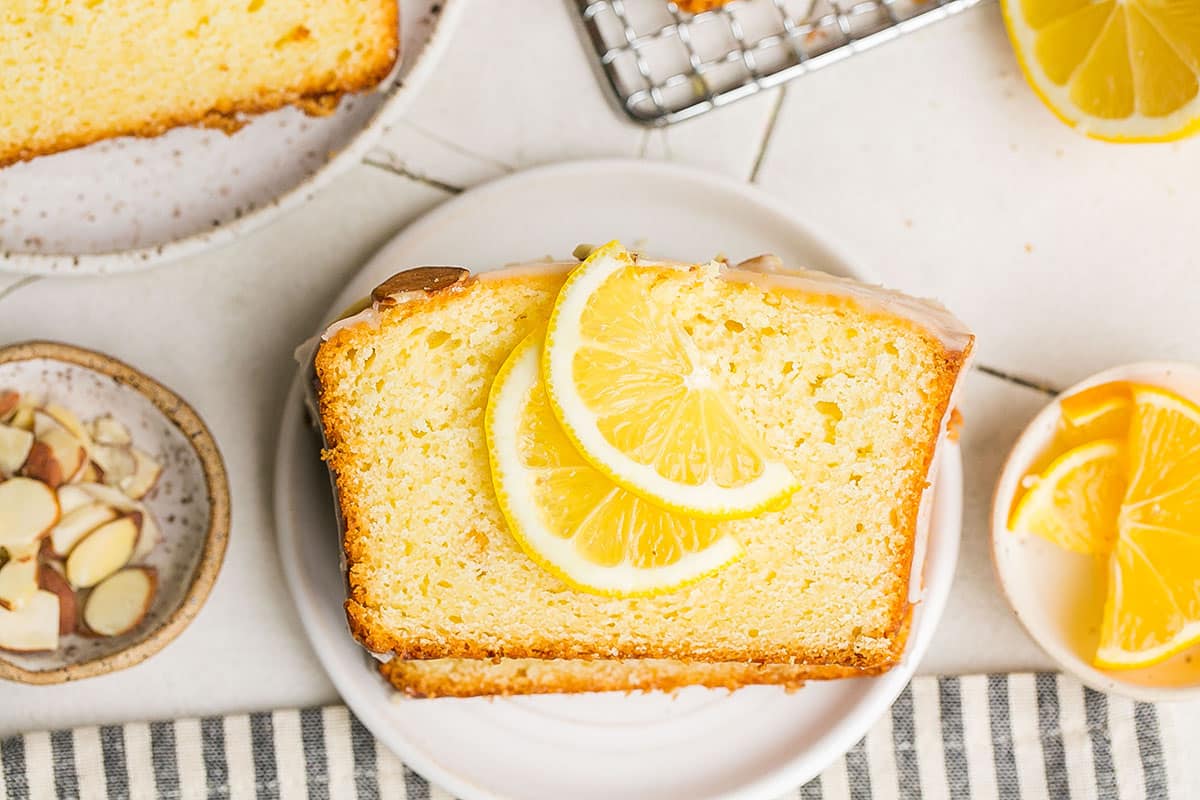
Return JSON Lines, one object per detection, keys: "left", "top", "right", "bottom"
{"left": 0, "top": 1, "right": 398, "bottom": 166}
{"left": 313, "top": 253, "right": 972, "bottom": 674}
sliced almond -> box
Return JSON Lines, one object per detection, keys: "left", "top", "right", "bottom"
{"left": 83, "top": 567, "right": 156, "bottom": 637}
{"left": 77, "top": 482, "right": 139, "bottom": 513}
{"left": 57, "top": 484, "right": 93, "bottom": 515}
{"left": 0, "top": 425, "right": 34, "bottom": 478}
{"left": 0, "top": 477, "right": 60, "bottom": 549}
{"left": 0, "top": 391, "right": 18, "bottom": 421}
{"left": 121, "top": 449, "right": 162, "bottom": 500}
{"left": 49, "top": 503, "right": 119, "bottom": 558}
{"left": 89, "top": 416, "right": 132, "bottom": 447}
{"left": 0, "top": 557, "right": 38, "bottom": 611}
{"left": 131, "top": 509, "right": 162, "bottom": 563}
{"left": 8, "top": 404, "right": 36, "bottom": 432}
{"left": 38, "top": 564, "right": 77, "bottom": 635}
{"left": 2, "top": 539, "right": 41, "bottom": 562}
{"left": 32, "top": 409, "right": 63, "bottom": 438}
{"left": 44, "top": 404, "right": 93, "bottom": 450}
{"left": 79, "top": 461, "right": 101, "bottom": 483}
{"left": 92, "top": 443, "right": 136, "bottom": 488}
{"left": 22, "top": 428, "right": 86, "bottom": 488}
{"left": 0, "top": 590, "right": 59, "bottom": 652}
{"left": 65, "top": 514, "right": 138, "bottom": 589}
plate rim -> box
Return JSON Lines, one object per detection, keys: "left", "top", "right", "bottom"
{"left": 273, "top": 158, "right": 963, "bottom": 800}
{"left": 0, "top": 0, "right": 468, "bottom": 277}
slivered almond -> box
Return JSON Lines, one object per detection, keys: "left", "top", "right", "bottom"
{"left": 0, "top": 557, "right": 38, "bottom": 611}
{"left": 38, "top": 564, "right": 76, "bottom": 635}
{"left": 89, "top": 416, "right": 132, "bottom": 447}
{"left": 8, "top": 404, "right": 35, "bottom": 432}
{"left": 0, "top": 590, "right": 59, "bottom": 652}
{"left": 22, "top": 428, "right": 86, "bottom": 488}
{"left": 131, "top": 509, "right": 161, "bottom": 563}
{"left": 57, "top": 484, "right": 93, "bottom": 515}
{"left": 49, "top": 503, "right": 119, "bottom": 558}
{"left": 0, "top": 391, "right": 18, "bottom": 421}
{"left": 0, "top": 425, "right": 34, "bottom": 478}
{"left": 65, "top": 514, "right": 138, "bottom": 589}
{"left": 92, "top": 443, "right": 136, "bottom": 488}
{"left": 121, "top": 449, "right": 162, "bottom": 500}
{"left": 0, "top": 478, "right": 59, "bottom": 550}
{"left": 44, "top": 404, "right": 93, "bottom": 453}
{"left": 83, "top": 568, "right": 156, "bottom": 637}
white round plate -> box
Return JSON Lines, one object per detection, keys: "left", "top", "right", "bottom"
{"left": 274, "top": 160, "right": 964, "bottom": 800}
{"left": 992, "top": 361, "right": 1200, "bottom": 702}
{"left": 0, "top": 0, "right": 465, "bottom": 277}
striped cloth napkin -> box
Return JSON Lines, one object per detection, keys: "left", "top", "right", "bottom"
{"left": 1, "top": 673, "right": 1194, "bottom": 800}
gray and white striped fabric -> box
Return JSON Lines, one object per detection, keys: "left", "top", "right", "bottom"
{"left": 1, "top": 673, "right": 1195, "bottom": 799}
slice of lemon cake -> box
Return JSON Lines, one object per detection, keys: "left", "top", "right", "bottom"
{"left": 313, "top": 251, "right": 972, "bottom": 672}
{"left": 0, "top": 1, "right": 398, "bottom": 166}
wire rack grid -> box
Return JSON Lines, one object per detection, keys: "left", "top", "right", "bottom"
{"left": 576, "top": 0, "right": 987, "bottom": 126}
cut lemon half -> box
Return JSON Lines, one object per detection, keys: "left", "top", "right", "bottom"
{"left": 542, "top": 241, "right": 798, "bottom": 519}
{"left": 486, "top": 330, "right": 742, "bottom": 597}
{"left": 1010, "top": 438, "right": 1126, "bottom": 555}
{"left": 1097, "top": 384, "right": 1200, "bottom": 668}
{"left": 1001, "top": 0, "right": 1200, "bottom": 142}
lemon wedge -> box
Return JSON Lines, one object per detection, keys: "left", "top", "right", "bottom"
{"left": 542, "top": 241, "right": 798, "bottom": 519}
{"left": 1010, "top": 438, "right": 1127, "bottom": 555}
{"left": 486, "top": 330, "right": 742, "bottom": 597}
{"left": 1097, "top": 384, "right": 1200, "bottom": 668}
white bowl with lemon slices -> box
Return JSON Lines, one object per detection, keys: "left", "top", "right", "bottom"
{"left": 993, "top": 361, "right": 1200, "bottom": 702}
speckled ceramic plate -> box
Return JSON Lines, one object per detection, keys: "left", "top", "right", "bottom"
{"left": 0, "top": 0, "right": 464, "bottom": 277}
{"left": 0, "top": 341, "right": 230, "bottom": 684}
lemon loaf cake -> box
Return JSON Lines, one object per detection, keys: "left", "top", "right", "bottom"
{"left": 0, "top": 1, "right": 398, "bottom": 167}
{"left": 313, "top": 253, "right": 973, "bottom": 673}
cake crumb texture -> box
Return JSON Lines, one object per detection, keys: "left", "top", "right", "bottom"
{"left": 0, "top": 1, "right": 398, "bottom": 166}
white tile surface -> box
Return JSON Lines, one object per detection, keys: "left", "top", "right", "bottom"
{"left": 4, "top": 0, "right": 1198, "bottom": 739}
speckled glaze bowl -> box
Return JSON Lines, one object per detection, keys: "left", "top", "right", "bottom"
{"left": 0, "top": 341, "right": 230, "bottom": 684}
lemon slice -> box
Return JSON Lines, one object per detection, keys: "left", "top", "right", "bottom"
{"left": 1009, "top": 438, "right": 1126, "bottom": 555}
{"left": 542, "top": 241, "right": 798, "bottom": 519}
{"left": 1097, "top": 385, "right": 1200, "bottom": 668}
{"left": 1001, "top": 0, "right": 1200, "bottom": 141}
{"left": 1060, "top": 381, "right": 1132, "bottom": 429}
{"left": 486, "top": 330, "right": 742, "bottom": 597}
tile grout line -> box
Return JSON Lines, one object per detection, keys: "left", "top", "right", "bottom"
{"left": 748, "top": 85, "right": 788, "bottom": 184}
{"left": 0, "top": 275, "right": 41, "bottom": 306}
{"left": 974, "top": 363, "right": 1060, "bottom": 396}
{"left": 360, "top": 154, "right": 465, "bottom": 195}
{"left": 391, "top": 119, "right": 516, "bottom": 173}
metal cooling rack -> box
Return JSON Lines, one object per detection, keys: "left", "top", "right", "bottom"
{"left": 576, "top": 0, "right": 985, "bottom": 126}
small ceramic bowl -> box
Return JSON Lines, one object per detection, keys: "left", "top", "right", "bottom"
{"left": 992, "top": 361, "right": 1200, "bottom": 702}
{"left": 0, "top": 341, "right": 230, "bottom": 684}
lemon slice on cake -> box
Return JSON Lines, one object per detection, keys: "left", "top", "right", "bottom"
{"left": 486, "top": 330, "right": 742, "bottom": 597}
{"left": 1002, "top": 0, "right": 1200, "bottom": 141}
{"left": 1097, "top": 384, "right": 1200, "bottom": 669}
{"left": 542, "top": 241, "right": 798, "bottom": 519}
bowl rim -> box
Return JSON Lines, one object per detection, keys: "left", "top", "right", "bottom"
{"left": 0, "top": 340, "right": 231, "bottom": 685}
{"left": 990, "top": 359, "right": 1200, "bottom": 703}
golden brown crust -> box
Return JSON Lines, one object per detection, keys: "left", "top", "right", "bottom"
{"left": 0, "top": 2, "right": 399, "bottom": 168}
{"left": 317, "top": 264, "right": 972, "bottom": 669}
{"left": 380, "top": 657, "right": 892, "bottom": 698}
